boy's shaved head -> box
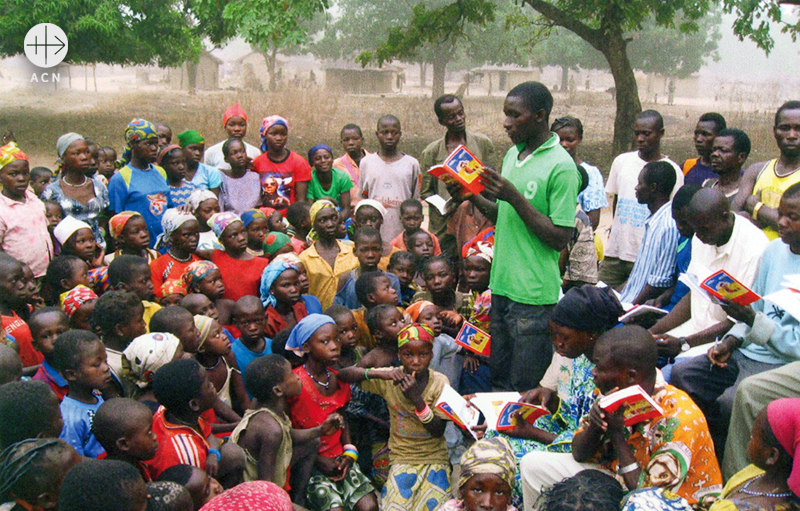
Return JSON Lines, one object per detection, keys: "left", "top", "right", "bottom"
{"left": 0, "top": 343, "right": 22, "bottom": 385}
{"left": 233, "top": 295, "right": 263, "bottom": 317}
{"left": 595, "top": 325, "right": 658, "bottom": 380}
{"left": 92, "top": 398, "right": 153, "bottom": 453}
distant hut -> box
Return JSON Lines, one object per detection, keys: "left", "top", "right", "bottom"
{"left": 473, "top": 65, "right": 542, "bottom": 93}
{"left": 324, "top": 60, "right": 399, "bottom": 94}
{"left": 168, "top": 50, "right": 221, "bottom": 91}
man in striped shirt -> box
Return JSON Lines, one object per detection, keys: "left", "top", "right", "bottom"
{"left": 619, "top": 161, "right": 680, "bottom": 305}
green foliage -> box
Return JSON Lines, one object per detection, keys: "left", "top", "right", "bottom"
{"left": 722, "top": 0, "right": 798, "bottom": 53}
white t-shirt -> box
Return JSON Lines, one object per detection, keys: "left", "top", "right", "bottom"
{"left": 204, "top": 140, "right": 261, "bottom": 172}
{"left": 604, "top": 151, "right": 682, "bottom": 261}
{"left": 359, "top": 153, "right": 420, "bottom": 241}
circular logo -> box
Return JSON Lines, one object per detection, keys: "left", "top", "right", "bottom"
{"left": 24, "top": 23, "right": 68, "bottom": 68}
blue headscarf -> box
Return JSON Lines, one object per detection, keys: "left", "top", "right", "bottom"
{"left": 307, "top": 144, "right": 334, "bottom": 165}
{"left": 286, "top": 314, "right": 336, "bottom": 354}
{"left": 259, "top": 260, "right": 297, "bottom": 308}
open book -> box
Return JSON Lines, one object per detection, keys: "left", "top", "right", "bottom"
{"left": 455, "top": 321, "right": 491, "bottom": 356}
{"left": 427, "top": 145, "right": 485, "bottom": 196}
{"left": 469, "top": 392, "right": 550, "bottom": 431}
{"left": 598, "top": 385, "right": 664, "bottom": 427}
{"left": 619, "top": 304, "right": 668, "bottom": 323}
{"left": 679, "top": 270, "right": 760, "bottom": 306}
{"left": 434, "top": 384, "right": 480, "bottom": 439}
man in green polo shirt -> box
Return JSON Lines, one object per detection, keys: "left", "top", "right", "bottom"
{"left": 456, "top": 82, "right": 579, "bottom": 391}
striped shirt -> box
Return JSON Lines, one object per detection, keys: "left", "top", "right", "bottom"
{"left": 620, "top": 201, "right": 679, "bottom": 304}
{"left": 144, "top": 406, "right": 211, "bottom": 479}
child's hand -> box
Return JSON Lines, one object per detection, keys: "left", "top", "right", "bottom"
{"left": 462, "top": 353, "right": 480, "bottom": 373}
{"left": 520, "top": 387, "right": 558, "bottom": 414}
{"left": 320, "top": 413, "right": 344, "bottom": 436}
{"left": 372, "top": 367, "right": 405, "bottom": 382}
{"left": 399, "top": 371, "right": 423, "bottom": 402}
{"left": 605, "top": 404, "right": 627, "bottom": 433}
{"left": 587, "top": 400, "right": 609, "bottom": 432}
{"left": 438, "top": 310, "right": 463, "bottom": 327}
{"left": 331, "top": 456, "right": 353, "bottom": 482}
{"left": 205, "top": 453, "right": 219, "bottom": 478}
{"left": 470, "top": 422, "right": 487, "bottom": 440}
{"left": 316, "top": 456, "right": 344, "bottom": 480}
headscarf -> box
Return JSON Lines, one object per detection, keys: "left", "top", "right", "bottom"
{"left": 285, "top": 314, "right": 335, "bottom": 355}
{"left": 550, "top": 285, "right": 624, "bottom": 333}
{"left": 767, "top": 398, "right": 800, "bottom": 496}
{"left": 194, "top": 315, "right": 215, "bottom": 351}
{"left": 263, "top": 232, "right": 292, "bottom": 257}
{"left": 121, "top": 332, "right": 181, "bottom": 390}
{"left": 199, "top": 481, "right": 292, "bottom": 511}
{"left": 458, "top": 436, "right": 516, "bottom": 492}
{"left": 156, "top": 144, "right": 182, "bottom": 165}
{"left": 241, "top": 209, "right": 266, "bottom": 228}
{"left": 177, "top": 130, "right": 204, "bottom": 148}
{"left": 259, "top": 115, "right": 288, "bottom": 153}
{"left": 187, "top": 189, "right": 217, "bottom": 213}
{"left": 307, "top": 144, "right": 334, "bottom": 165}
{"left": 305, "top": 200, "right": 338, "bottom": 242}
{"left": 59, "top": 285, "right": 98, "bottom": 316}
{"left": 160, "top": 279, "right": 187, "bottom": 299}
{"left": 209, "top": 212, "right": 242, "bottom": 238}
{"left": 405, "top": 301, "right": 435, "bottom": 322}
{"left": 259, "top": 261, "right": 297, "bottom": 308}
{"left": 354, "top": 199, "right": 386, "bottom": 219}
{"left": 182, "top": 260, "right": 219, "bottom": 289}
{"left": 0, "top": 142, "right": 28, "bottom": 170}
{"left": 53, "top": 216, "right": 92, "bottom": 245}
{"left": 397, "top": 323, "right": 434, "bottom": 348}
{"left": 124, "top": 118, "right": 158, "bottom": 144}
{"left": 109, "top": 211, "right": 142, "bottom": 239}
{"left": 462, "top": 227, "right": 495, "bottom": 263}
{"left": 223, "top": 104, "right": 248, "bottom": 128}
{"left": 56, "top": 133, "right": 83, "bottom": 158}
{"left": 273, "top": 252, "right": 301, "bottom": 266}
{"left": 160, "top": 209, "right": 197, "bottom": 241}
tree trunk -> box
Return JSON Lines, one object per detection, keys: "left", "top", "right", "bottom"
{"left": 431, "top": 53, "right": 448, "bottom": 99}
{"left": 187, "top": 61, "right": 198, "bottom": 95}
{"left": 419, "top": 62, "right": 426, "bottom": 88}
{"left": 602, "top": 34, "right": 641, "bottom": 156}
{"left": 560, "top": 65, "right": 568, "bottom": 92}
{"left": 267, "top": 46, "right": 278, "bottom": 91}
{"left": 92, "top": 64, "right": 97, "bottom": 92}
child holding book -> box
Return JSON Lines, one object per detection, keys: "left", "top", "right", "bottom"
{"left": 105, "top": 211, "right": 159, "bottom": 264}
{"left": 458, "top": 233, "right": 493, "bottom": 394}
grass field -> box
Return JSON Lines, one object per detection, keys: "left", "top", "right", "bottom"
{"left": 0, "top": 86, "right": 784, "bottom": 175}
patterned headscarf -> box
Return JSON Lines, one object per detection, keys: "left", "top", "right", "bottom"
{"left": 354, "top": 199, "right": 386, "bottom": 219}
{"left": 182, "top": 260, "right": 219, "bottom": 289}
{"left": 461, "top": 227, "right": 495, "bottom": 261}
{"left": 157, "top": 144, "right": 183, "bottom": 165}
{"left": 187, "top": 189, "right": 217, "bottom": 213}
{"left": 223, "top": 104, "right": 248, "bottom": 128}
{"left": 458, "top": 436, "right": 517, "bottom": 492}
{"left": 263, "top": 232, "right": 292, "bottom": 257}
{"left": 109, "top": 211, "right": 143, "bottom": 239}
{"left": 241, "top": 209, "right": 267, "bottom": 228}
{"left": 59, "top": 285, "right": 98, "bottom": 316}
{"left": 121, "top": 332, "right": 181, "bottom": 390}
{"left": 259, "top": 261, "right": 297, "bottom": 308}
{"left": 0, "top": 142, "right": 28, "bottom": 170}
{"left": 53, "top": 216, "right": 92, "bottom": 245}
{"left": 285, "top": 314, "right": 335, "bottom": 354}
{"left": 272, "top": 252, "right": 301, "bottom": 266}
{"left": 56, "top": 133, "right": 83, "bottom": 158}
{"left": 209, "top": 212, "right": 242, "bottom": 238}
{"left": 307, "top": 144, "right": 334, "bottom": 165}
{"left": 160, "top": 279, "right": 187, "bottom": 299}
{"left": 124, "top": 118, "right": 158, "bottom": 144}
{"left": 397, "top": 323, "right": 434, "bottom": 348}
{"left": 307, "top": 200, "right": 338, "bottom": 242}
{"left": 194, "top": 315, "right": 216, "bottom": 351}
{"left": 161, "top": 209, "right": 197, "bottom": 240}
{"left": 259, "top": 115, "right": 288, "bottom": 153}
{"left": 177, "top": 130, "right": 204, "bottom": 148}
{"left": 199, "top": 481, "right": 292, "bottom": 511}
{"left": 405, "top": 301, "right": 435, "bottom": 322}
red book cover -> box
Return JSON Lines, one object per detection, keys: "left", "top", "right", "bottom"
{"left": 496, "top": 402, "right": 550, "bottom": 431}
{"left": 598, "top": 385, "right": 664, "bottom": 427}
{"left": 455, "top": 321, "right": 491, "bottom": 356}
{"left": 427, "top": 145, "right": 485, "bottom": 196}
{"left": 700, "top": 269, "right": 760, "bottom": 306}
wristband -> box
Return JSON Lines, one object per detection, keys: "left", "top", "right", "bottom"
{"left": 415, "top": 404, "right": 434, "bottom": 424}
{"left": 617, "top": 462, "right": 639, "bottom": 475}
{"left": 208, "top": 448, "right": 221, "bottom": 462}
{"left": 342, "top": 448, "right": 359, "bottom": 462}
{"left": 752, "top": 201, "right": 764, "bottom": 221}
{"left": 364, "top": 368, "right": 371, "bottom": 381}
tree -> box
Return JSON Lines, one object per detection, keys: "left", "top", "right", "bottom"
{"left": 723, "top": 0, "right": 800, "bottom": 52}
{"left": 516, "top": 0, "right": 716, "bottom": 154}
{"left": 222, "top": 0, "right": 329, "bottom": 90}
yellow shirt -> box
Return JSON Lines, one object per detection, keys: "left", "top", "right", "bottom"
{"left": 752, "top": 159, "right": 800, "bottom": 240}
{"left": 143, "top": 300, "right": 161, "bottom": 332}
{"left": 709, "top": 464, "right": 800, "bottom": 511}
{"left": 299, "top": 240, "right": 359, "bottom": 309}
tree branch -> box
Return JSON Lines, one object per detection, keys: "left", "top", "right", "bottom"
{"left": 521, "top": 0, "right": 603, "bottom": 49}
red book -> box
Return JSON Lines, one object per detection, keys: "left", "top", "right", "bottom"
{"left": 455, "top": 321, "right": 491, "bottom": 356}
{"left": 598, "top": 385, "right": 664, "bottom": 427}
{"left": 700, "top": 269, "right": 760, "bottom": 306}
{"left": 427, "top": 145, "right": 485, "bottom": 196}
{"left": 496, "top": 402, "right": 550, "bottom": 431}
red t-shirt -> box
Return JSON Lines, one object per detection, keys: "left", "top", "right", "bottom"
{"left": 3, "top": 313, "right": 43, "bottom": 367}
{"left": 150, "top": 253, "right": 202, "bottom": 296}
{"left": 264, "top": 301, "right": 309, "bottom": 339}
{"left": 288, "top": 366, "right": 350, "bottom": 458}
{"left": 211, "top": 251, "right": 269, "bottom": 302}
{"left": 144, "top": 406, "right": 212, "bottom": 480}
{"left": 252, "top": 151, "right": 312, "bottom": 213}
{"left": 32, "top": 361, "right": 69, "bottom": 401}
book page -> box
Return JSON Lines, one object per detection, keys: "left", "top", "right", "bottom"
{"left": 424, "top": 194, "right": 449, "bottom": 216}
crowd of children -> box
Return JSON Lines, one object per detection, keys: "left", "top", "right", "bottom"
{"left": 1, "top": 86, "right": 800, "bottom": 511}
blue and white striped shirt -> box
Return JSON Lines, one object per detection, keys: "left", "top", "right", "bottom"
{"left": 620, "top": 201, "right": 679, "bottom": 304}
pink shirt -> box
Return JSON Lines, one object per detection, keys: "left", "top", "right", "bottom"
{"left": 0, "top": 190, "right": 53, "bottom": 276}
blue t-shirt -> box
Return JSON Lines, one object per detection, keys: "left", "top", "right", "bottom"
{"left": 302, "top": 294, "right": 323, "bottom": 314}
{"left": 665, "top": 235, "right": 692, "bottom": 311}
{"left": 167, "top": 181, "right": 200, "bottom": 208}
{"left": 59, "top": 395, "right": 105, "bottom": 458}
{"left": 684, "top": 160, "right": 716, "bottom": 187}
{"left": 108, "top": 164, "right": 170, "bottom": 248}
{"left": 231, "top": 338, "right": 272, "bottom": 378}
{"left": 191, "top": 163, "right": 223, "bottom": 190}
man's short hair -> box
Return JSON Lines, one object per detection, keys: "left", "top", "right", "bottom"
{"left": 717, "top": 128, "right": 751, "bottom": 157}
{"left": 507, "top": 82, "right": 553, "bottom": 117}
{"left": 637, "top": 109, "right": 664, "bottom": 131}
{"left": 698, "top": 112, "right": 727, "bottom": 133}
{"left": 433, "top": 94, "right": 462, "bottom": 120}
{"left": 775, "top": 100, "right": 800, "bottom": 127}
{"left": 642, "top": 161, "right": 677, "bottom": 196}
{"left": 58, "top": 459, "right": 146, "bottom": 511}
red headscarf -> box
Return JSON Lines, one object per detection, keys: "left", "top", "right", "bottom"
{"left": 223, "top": 104, "right": 248, "bottom": 128}
{"left": 199, "top": 481, "right": 292, "bottom": 511}
{"left": 767, "top": 398, "right": 800, "bottom": 496}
